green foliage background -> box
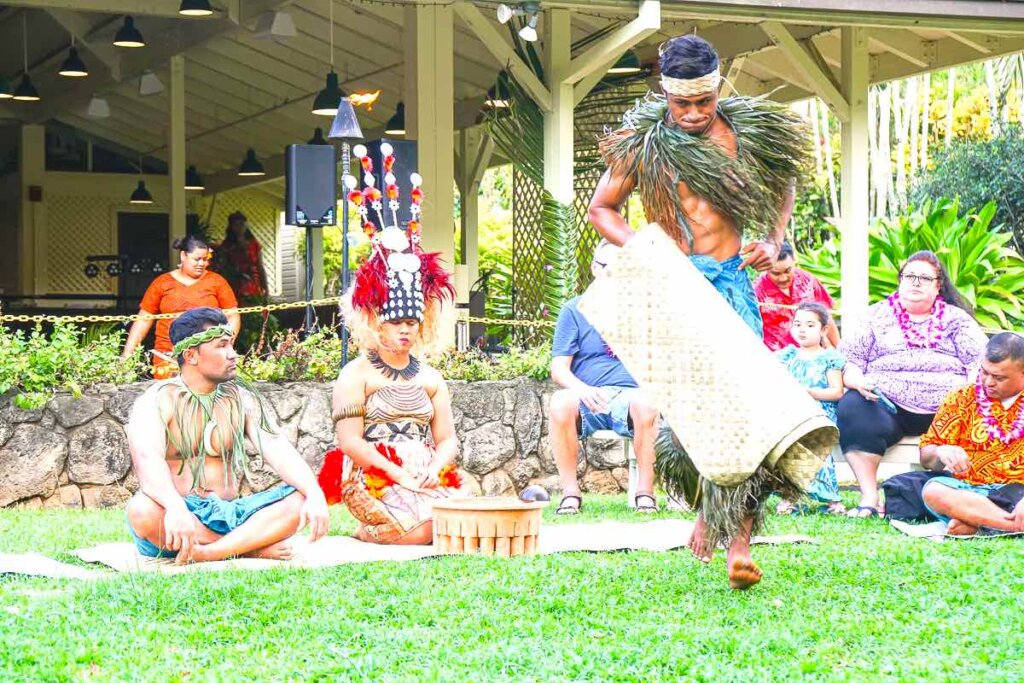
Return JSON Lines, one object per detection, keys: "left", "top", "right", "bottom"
{"left": 912, "top": 124, "right": 1024, "bottom": 253}
{"left": 800, "top": 199, "right": 1024, "bottom": 330}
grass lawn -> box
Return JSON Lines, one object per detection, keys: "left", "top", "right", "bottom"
{"left": 2, "top": 494, "right": 1023, "bottom": 682}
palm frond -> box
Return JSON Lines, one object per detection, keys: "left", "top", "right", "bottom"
{"left": 540, "top": 192, "right": 578, "bottom": 315}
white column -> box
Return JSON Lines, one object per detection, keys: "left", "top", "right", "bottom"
{"left": 168, "top": 55, "right": 186, "bottom": 251}
{"left": 457, "top": 127, "right": 493, "bottom": 291}
{"left": 543, "top": 8, "right": 574, "bottom": 204}
{"left": 407, "top": 4, "right": 455, "bottom": 264}
{"left": 19, "top": 124, "right": 46, "bottom": 296}
{"left": 840, "top": 27, "right": 870, "bottom": 331}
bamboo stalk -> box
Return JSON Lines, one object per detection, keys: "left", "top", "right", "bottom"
{"left": 920, "top": 72, "right": 930, "bottom": 171}
{"left": 908, "top": 76, "right": 920, "bottom": 179}
{"left": 893, "top": 80, "right": 908, "bottom": 213}
{"left": 821, "top": 104, "right": 839, "bottom": 219}
{"left": 945, "top": 67, "right": 956, "bottom": 149}
{"left": 879, "top": 84, "right": 893, "bottom": 217}
{"left": 868, "top": 86, "right": 880, "bottom": 216}
{"left": 810, "top": 98, "right": 824, "bottom": 179}
{"left": 985, "top": 60, "right": 1001, "bottom": 137}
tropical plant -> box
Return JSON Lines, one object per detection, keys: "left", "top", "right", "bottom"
{"left": 800, "top": 198, "right": 1024, "bottom": 330}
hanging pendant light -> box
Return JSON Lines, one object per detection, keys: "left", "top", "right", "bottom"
{"left": 113, "top": 16, "right": 145, "bottom": 48}
{"left": 14, "top": 14, "right": 40, "bottom": 102}
{"left": 86, "top": 95, "right": 111, "bottom": 118}
{"left": 485, "top": 71, "right": 511, "bottom": 108}
{"left": 178, "top": 0, "right": 214, "bottom": 17}
{"left": 238, "top": 148, "right": 266, "bottom": 176}
{"left": 184, "top": 165, "right": 205, "bottom": 191}
{"left": 130, "top": 151, "right": 154, "bottom": 204}
{"left": 13, "top": 75, "right": 41, "bottom": 102}
{"left": 130, "top": 180, "right": 154, "bottom": 204}
{"left": 59, "top": 44, "right": 89, "bottom": 78}
{"left": 385, "top": 102, "right": 407, "bottom": 136}
{"left": 307, "top": 127, "right": 329, "bottom": 145}
{"left": 312, "top": 72, "right": 345, "bottom": 116}
{"left": 0, "top": 77, "right": 12, "bottom": 99}
{"left": 607, "top": 50, "right": 642, "bottom": 75}
{"left": 312, "top": 0, "right": 346, "bottom": 116}
{"left": 138, "top": 71, "right": 164, "bottom": 96}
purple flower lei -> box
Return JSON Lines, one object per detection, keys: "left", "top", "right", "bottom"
{"left": 975, "top": 379, "right": 1024, "bottom": 444}
{"left": 887, "top": 293, "right": 947, "bottom": 349}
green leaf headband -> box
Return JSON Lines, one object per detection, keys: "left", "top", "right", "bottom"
{"left": 172, "top": 324, "right": 234, "bottom": 356}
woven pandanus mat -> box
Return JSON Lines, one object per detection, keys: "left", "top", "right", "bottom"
{"left": 578, "top": 224, "right": 837, "bottom": 488}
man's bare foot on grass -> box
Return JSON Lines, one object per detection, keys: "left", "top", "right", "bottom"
{"left": 244, "top": 539, "right": 294, "bottom": 561}
{"left": 727, "top": 559, "right": 763, "bottom": 590}
{"left": 946, "top": 519, "right": 979, "bottom": 537}
{"left": 688, "top": 515, "right": 714, "bottom": 562}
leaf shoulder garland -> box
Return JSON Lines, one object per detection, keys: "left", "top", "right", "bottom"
{"left": 155, "top": 376, "right": 276, "bottom": 491}
{"left": 599, "top": 93, "right": 813, "bottom": 247}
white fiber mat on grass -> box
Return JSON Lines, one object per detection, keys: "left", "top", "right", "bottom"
{"left": 889, "top": 519, "right": 1024, "bottom": 542}
{"left": 2, "top": 520, "right": 813, "bottom": 578}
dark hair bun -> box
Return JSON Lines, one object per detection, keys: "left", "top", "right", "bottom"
{"left": 174, "top": 234, "right": 209, "bottom": 254}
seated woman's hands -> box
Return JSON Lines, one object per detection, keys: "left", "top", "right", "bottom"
{"left": 417, "top": 466, "right": 441, "bottom": 489}
{"left": 853, "top": 380, "right": 878, "bottom": 402}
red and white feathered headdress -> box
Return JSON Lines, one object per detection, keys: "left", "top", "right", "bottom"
{"left": 345, "top": 142, "right": 454, "bottom": 322}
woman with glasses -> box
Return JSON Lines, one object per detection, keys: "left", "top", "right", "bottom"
{"left": 837, "top": 250, "right": 986, "bottom": 517}
{"left": 120, "top": 234, "right": 240, "bottom": 379}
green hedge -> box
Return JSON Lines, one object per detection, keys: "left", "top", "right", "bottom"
{"left": 0, "top": 322, "right": 553, "bottom": 409}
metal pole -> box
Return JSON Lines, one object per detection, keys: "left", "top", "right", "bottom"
{"left": 340, "top": 141, "right": 352, "bottom": 366}
{"left": 304, "top": 224, "right": 314, "bottom": 333}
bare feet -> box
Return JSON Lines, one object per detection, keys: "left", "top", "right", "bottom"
{"left": 687, "top": 515, "right": 713, "bottom": 562}
{"left": 946, "top": 519, "right": 979, "bottom": 537}
{"left": 727, "top": 558, "right": 763, "bottom": 590}
{"left": 176, "top": 539, "right": 295, "bottom": 563}
{"left": 245, "top": 539, "right": 294, "bottom": 561}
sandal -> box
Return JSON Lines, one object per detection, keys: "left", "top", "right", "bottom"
{"left": 846, "top": 505, "right": 880, "bottom": 519}
{"left": 634, "top": 493, "right": 659, "bottom": 514}
{"left": 555, "top": 495, "right": 582, "bottom": 515}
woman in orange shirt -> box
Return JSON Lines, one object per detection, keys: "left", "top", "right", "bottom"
{"left": 120, "top": 234, "right": 240, "bottom": 379}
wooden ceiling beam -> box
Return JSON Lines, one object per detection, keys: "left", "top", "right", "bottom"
{"left": 761, "top": 21, "right": 848, "bottom": 120}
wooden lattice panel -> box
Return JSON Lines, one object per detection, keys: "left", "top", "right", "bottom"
{"left": 199, "top": 191, "right": 282, "bottom": 296}
{"left": 511, "top": 167, "right": 546, "bottom": 345}
{"left": 47, "top": 195, "right": 116, "bottom": 294}
{"left": 509, "top": 80, "right": 649, "bottom": 329}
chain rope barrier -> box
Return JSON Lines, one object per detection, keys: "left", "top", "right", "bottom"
{"left": 0, "top": 298, "right": 1013, "bottom": 336}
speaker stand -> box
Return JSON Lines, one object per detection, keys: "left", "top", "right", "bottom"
{"left": 304, "top": 223, "right": 316, "bottom": 334}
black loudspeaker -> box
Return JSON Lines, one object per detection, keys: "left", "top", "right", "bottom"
{"left": 285, "top": 144, "right": 337, "bottom": 226}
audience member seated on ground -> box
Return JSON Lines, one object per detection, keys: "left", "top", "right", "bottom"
{"left": 121, "top": 234, "right": 240, "bottom": 380}
{"left": 837, "top": 250, "right": 987, "bottom": 518}
{"left": 774, "top": 303, "right": 846, "bottom": 515}
{"left": 919, "top": 333, "right": 1024, "bottom": 535}
{"left": 318, "top": 203, "right": 462, "bottom": 546}
{"left": 548, "top": 240, "right": 659, "bottom": 515}
{"left": 754, "top": 242, "right": 839, "bottom": 352}
{"left": 124, "top": 307, "right": 329, "bottom": 564}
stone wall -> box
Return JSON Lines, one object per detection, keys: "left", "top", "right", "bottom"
{"left": 0, "top": 380, "right": 631, "bottom": 509}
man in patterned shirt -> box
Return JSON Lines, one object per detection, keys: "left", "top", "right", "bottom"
{"left": 920, "top": 332, "right": 1024, "bottom": 535}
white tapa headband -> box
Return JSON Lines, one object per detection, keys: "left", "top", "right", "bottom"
{"left": 660, "top": 69, "right": 721, "bottom": 97}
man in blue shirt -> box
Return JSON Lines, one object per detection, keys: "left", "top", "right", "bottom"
{"left": 549, "top": 240, "right": 659, "bottom": 514}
